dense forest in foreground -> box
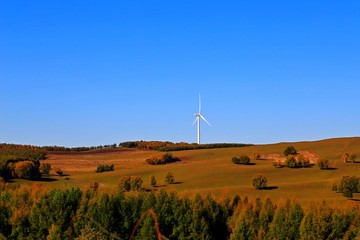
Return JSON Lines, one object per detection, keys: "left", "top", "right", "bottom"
{"left": 0, "top": 183, "right": 359, "bottom": 240}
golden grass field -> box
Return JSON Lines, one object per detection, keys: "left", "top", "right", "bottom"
{"left": 20, "top": 137, "right": 360, "bottom": 205}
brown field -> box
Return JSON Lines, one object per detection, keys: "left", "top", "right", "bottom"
{"left": 21, "top": 137, "right": 360, "bottom": 206}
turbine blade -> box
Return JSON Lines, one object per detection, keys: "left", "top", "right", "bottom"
{"left": 200, "top": 115, "right": 211, "bottom": 126}
{"left": 192, "top": 117, "right": 198, "bottom": 125}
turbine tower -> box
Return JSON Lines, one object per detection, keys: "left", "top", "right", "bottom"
{"left": 193, "top": 94, "right": 211, "bottom": 144}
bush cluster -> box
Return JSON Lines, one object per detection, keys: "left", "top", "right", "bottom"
{"left": 118, "top": 176, "right": 143, "bottom": 192}
{"left": 95, "top": 164, "right": 114, "bottom": 173}
{"left": 281, "top": 154, "right": 311, "bottom": 168}
{"left": 146, "top": 153, "right": 180, "bottom": 165}
{"left": 232, "top": 155, "right": 251, "bottom": 165}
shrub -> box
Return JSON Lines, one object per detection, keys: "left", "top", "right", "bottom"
{"left": 40, "top": 163, "right": 51, "bottom": 176}
{"left": 252, "top": 174, "right": 267, "bottom": 189}
{"left": 146, "top": 153, "right": 180, "bottom": 165}
{"left": 284, "top": 146, "right": 297, "bottom": 156}
{"left": 14, "top": 161, "right": 40, "bottom": 179}
{"left": 88, "top": 181, "right": 99, "bottom": 193}
{"left": 342, "top": 153, "right": 357, "bottom": 163}
{"left": 231, "top": 155, "right": 251, "bottom": 165}
{"left": 95, "top": 164, "right": 114, "bottom": 173}
{"left": 297, "top": 154, "right": 311, "bottom": 168}
{"left": 119, "top": 176, "right": 131, "bottom": 192}
{"left": 349, "top": 153, "right": 357, "bottom": 163}
{"left": 130, "top": 176, "right": 143, "bottom": 191}
{"left": 165, "top": 172, "right": 175, "bottom": 184}
{"left": 119, "top": 176, "right": 143, "bottom": 192}
{"left": 285, "top": 155, "right": 298, "bottom": 168}
{"left": 317, "top": 159, "right": 329, "bottom": 170}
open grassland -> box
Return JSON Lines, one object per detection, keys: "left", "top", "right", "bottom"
{"left": 21, "top": 137, "right": 360, "bottom": 205}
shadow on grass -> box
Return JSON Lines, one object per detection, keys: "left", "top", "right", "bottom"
{"left": 321, "top": 167, "right": 338, "bottom": 170}
{"left": 349, "top": 198, "right": 360, "bottom": 202}
{"left": 260, "top": 186, "right": 278, "bottom": 190}
{"left": 171, "top": 181, "right": 183, "bottom": 185}
{"left": 36, "top": 177, "right": 58, "bottom": 182}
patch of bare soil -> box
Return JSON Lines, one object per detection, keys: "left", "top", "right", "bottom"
{"left": 263, "top": 150, "right": 320, "bottom": 164}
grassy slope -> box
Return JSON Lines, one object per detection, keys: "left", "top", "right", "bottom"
{"left": 20, "top": 137, "right": 360, "bottom": 205}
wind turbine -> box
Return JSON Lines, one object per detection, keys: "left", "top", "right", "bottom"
{"left": 192, "top": 94, "right": 211, "bottom": 144}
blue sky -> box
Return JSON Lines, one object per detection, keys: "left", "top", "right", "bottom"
{"left": 1, "top": 1, "right": 359, "bottom": 146}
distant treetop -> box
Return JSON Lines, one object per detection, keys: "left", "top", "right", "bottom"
{"left": 120, "top": 141, "right": 254, "bottom": 151}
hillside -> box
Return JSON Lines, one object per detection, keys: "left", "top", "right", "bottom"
{"left": 15, "top": 137, "right": 360, "bottom": 205}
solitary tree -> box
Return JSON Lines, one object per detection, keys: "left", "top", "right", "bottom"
{"left": 252, "top": 174, "right": 268, "bottom": 190}
{"left": 338, "top": 176, "right": 359, "bottom": 199}
{"left": 317, "top": 159, "right": 329, "bottom": 170}
{"left": 119, "top": 176, "right": 131, "bottom": 192}
{"left": 130, "top": 176, "right": 143, "bottom": 191}
{"left": 165, "top": 172, "right": 175, "bottom": 184}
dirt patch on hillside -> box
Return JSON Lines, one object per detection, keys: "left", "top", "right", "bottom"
{"left": 263, "top": 150, "right": 320, "bottom": 164}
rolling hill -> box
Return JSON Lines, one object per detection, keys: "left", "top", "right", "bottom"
{"left": 17, "top": 137, "right": 360, "bottom": 205}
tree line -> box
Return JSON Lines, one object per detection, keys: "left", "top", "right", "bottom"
{"left": 120, "top": 141, "right": 253, "bottom": 151}
{"left": 0, "top": 184, "right": 358, "bottom": 240}
{"left": 0, "top": 143, "right": 119, "bottom": 153}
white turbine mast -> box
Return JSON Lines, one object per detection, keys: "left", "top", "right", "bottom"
{"left": 192, "top": 93, "right": 211, "bottom": 144}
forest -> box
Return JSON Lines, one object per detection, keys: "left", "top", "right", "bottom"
{"left": 0, "top": 183, "right": 358, "bottom": 240}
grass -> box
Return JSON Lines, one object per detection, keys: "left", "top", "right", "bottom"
{"left": 18, "top": 137, "right": 360, "bottom": 205}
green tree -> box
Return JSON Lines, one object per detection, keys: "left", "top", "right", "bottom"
{"left": 252, "top": 174, "right": 267, "bottom": 190}
{"left": 284, "top": 146, "right": 297, "bottom": 156}
{"left": 14, "top": 161, "right": 40, "bottom": 179}
{"left": 130, "top": 176, "right": 143, "bottom": 191}
{"left": 317, "top": 159, "right": 329, "bottom": 170}
{"left": 338, "top": 176, "right": 359, "bottom": 199}
{"left": 29, "top": 188, "right": 82, "bottom": 239}
{"left": 165, "top": 172, "right": 175, "bottom": 184}
{"left": 119, "top": 176, "right": 131, "bottom": 192}
{"left": 285, "top": 155, "right": 298, "bottom": 168}
{"left": 232, "top": 155, "right": 251, "bottom": 165}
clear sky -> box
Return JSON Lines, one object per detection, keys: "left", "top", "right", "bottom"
{"left": 1, "top": 1, "right": 359, "bottom": 147}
